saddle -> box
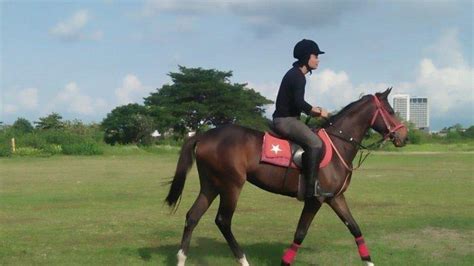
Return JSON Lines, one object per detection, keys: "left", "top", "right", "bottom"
{"left": 260, "top": 128, "right": 333, "bottom": 169}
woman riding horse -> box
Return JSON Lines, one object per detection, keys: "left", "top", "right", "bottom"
{"left": 272, "top": 39, "right": 331, "bottom": 200}
{"left": 165, "top": 43, "right": 408, "bottom": 265}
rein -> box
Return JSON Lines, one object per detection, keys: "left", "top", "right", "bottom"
{"left": 323, "top": 126, "right": 386, "bottom": 171}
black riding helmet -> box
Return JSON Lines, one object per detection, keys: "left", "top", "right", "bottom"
{"left": 293, "top": 39, "right": 325, "bottom": 73}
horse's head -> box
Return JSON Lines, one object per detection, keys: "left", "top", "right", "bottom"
{"left": 370, "top": 88, "right": 408, "bottom": 147}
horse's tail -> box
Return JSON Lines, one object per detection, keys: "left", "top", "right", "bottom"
{"left": 165, "top": 134, "right": 199, "bottom": 208}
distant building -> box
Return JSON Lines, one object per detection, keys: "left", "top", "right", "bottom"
{"left": 410, "top": 97, "right": 429, "bottom": 132}
{"left": 392, "top": 94, "right": 429, "bottom": 132}
{"left": 151, "top": 130, "right": 161, "bottom": 138}
{"left": 392, "top": 94, "right": 410, "bottom": 121}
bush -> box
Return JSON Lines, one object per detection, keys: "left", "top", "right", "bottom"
{"left": 42, "top": 144, "right": 63, "bottom": 155}
{"left": 16, "top": 133, "right": 48, "bottom": 149}
{"left": 40, "top": 130, "right": 83, "bottom": 145}
{"left": 447, "top": 131, "right": 462, "bottom": 142}
{"left": 14, "top": 147, "right": 44, "bottom": 156}
{"left": 155, "top": 137, "right": 183, "bottom": 146}
{"left": 0, "top": 144, "right": 12, "bottom": 157}
{"left": 12, "top": 118, "right": 34, "bottom": 134}
{"left": 62, "top": 142, "right": 103, "bottom": 155}
{"left": 407, "top": 129, "right": 422, "bottom": 144}
{"left": 0, "top": 127, "right": 104, "bottom": 156}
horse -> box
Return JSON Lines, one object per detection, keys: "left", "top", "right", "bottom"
{"left": 165, "top": 88, "right": 408, "bottom": 266}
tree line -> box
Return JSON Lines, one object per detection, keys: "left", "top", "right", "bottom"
{"left": 1, "top": 66, "right": 473, "bottom": 156}
{"left": 102, "top": 66, "right": 272, "bottom": 145}
{"left": 0, "top": 66, "right": 273, "bottom": 155}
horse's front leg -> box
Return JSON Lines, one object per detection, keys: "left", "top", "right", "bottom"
{"left": 281, "top": 199, "right": 322, "bottom": 266}
{"left": 328, "top": 194, "right": 374, "bottom": 266}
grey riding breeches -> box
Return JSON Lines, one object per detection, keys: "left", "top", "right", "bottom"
{"left": 272, "top": 117, "right": 322, "bottom": 150}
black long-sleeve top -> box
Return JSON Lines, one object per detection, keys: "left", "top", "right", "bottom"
{"left": 272, "top": 66, "right": 313, "bottom": 118}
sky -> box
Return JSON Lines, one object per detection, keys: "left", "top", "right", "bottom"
{"left": 1, "top": 0, "right": 472, "bottom": 131}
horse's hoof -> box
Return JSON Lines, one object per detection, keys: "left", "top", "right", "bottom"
{"left": 238, "top": 255, "right": 250, "bottom": 266}
{"left": 177, "top": 249, "right": 186, "bottom": 266}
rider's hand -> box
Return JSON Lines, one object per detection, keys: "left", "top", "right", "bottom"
{"left": 311, "top": 106, "right": 322, "bottom": 117}
{"left": 320, "top": 108, "right": 329, "bottom": 118}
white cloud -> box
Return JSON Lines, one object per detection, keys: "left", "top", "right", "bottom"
{"left": 306, "top": 69, "right": 356, "bottom": 109}
{"left": 89, "top": 30, "right": 104, "bottom": 41}
{"left": 2, "top": 87, "right": 39, "bottom": 115}
{"left": 408, "top": 29, "right": 473, "bottom": 123}
{"left": 246, "top": 81, "right": 279, "bottom": 116}
{"left": 141, "top": 0, "right": 222, "bottom": 17}
{"left": 412, "top": 58, "right": 472, "bottom": 114}
{"left": 49, "top": 10, "right": 102, "bottom": 41}
{"left": 140, "top": 0, "right": 366, "bottom": 37}
{"left": 18, "top": 88, "right": 39, "bottom": 109}
{"left": 250, "top": 29, "right": 473, "bottom": 129}
{"left": 4, "top": 104, "right": 18, "bottom": 114}
{"left": 306, "top": 53, "right": 472, "bottom": 118}
{"left": 115, "top": 74, "right": 152, "bottom": 105}
{"left": 249, "top": 72, "right": 391, "bottom": 118}
{"left": 50, "top": 10, "right": 88, "bottom": 39}
{"left": 50, "top": 82, "right": 108, "bottom": 115}
{"left": 424, "top": 28, "right": 467, "bottom": 68}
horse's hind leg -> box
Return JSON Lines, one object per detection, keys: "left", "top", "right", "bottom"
{"left": 328, "top": 194, "right": 374, "bottom": 266}
{"left": 215, "top": 185, "right": 249, "bottom": 266}
{"left": 177, "top": 186, "right": 217, "bottom": 265}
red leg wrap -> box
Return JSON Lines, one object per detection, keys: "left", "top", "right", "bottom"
{"left": 282, "top": 242, "right": 300, "bottom": 264}
{"left": 355, "top": 236, "right": 370, "bottom": 259}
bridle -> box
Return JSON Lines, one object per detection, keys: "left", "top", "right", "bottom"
{"left": 312, "top": 94, "right": 407, "bottom": 197}
{"left": 320, "top": 94, "right": 407, "bottom": 171}
{"left": 370, "top": 95, "right": 406, "bottom": 141}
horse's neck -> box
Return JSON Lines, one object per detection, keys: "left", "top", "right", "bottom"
{"left": 330, "top": 102, "right": 373, "bottom": 165}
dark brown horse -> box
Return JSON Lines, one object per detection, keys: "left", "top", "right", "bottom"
{"left": 165, "top": 88, "right": 407, "bottom": 266}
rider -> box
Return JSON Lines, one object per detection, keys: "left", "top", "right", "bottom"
{"left": 272, "top": 39, "right": 330, "bottom": 199}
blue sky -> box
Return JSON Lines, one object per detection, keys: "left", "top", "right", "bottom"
{"left": 1, "top": 0, "right": 472, "bottom": 131}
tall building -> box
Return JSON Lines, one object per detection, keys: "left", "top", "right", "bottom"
{"left": 392, "top": 94, "right": 430, "bottom": 131}
{"left": 410, "top": 97, "right": 429, "bottom": 131}
{"left": 392, "top": 94, "right": 410, "bottom": 121}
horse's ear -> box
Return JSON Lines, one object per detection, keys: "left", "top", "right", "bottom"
{"left": 378, "top": 87, "right": 392, "bottom": 99}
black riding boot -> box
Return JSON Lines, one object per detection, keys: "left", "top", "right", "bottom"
{"left": 302, "top": 148, "right": 319, "bottom": 199}
{"left": 303, "top": 147, "right": 333, "bottom": 199}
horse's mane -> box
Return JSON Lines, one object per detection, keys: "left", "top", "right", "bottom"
{"left": 322, "top": 95, "right": 371, "bottom": 128}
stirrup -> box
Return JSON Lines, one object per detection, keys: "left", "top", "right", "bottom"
{"left": 315, "top": 181, "right": 334, "bottom": 198}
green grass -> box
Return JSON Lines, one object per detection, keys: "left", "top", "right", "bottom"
{"left": 1, "top": 152, "right": 473, "bottom": 265}
{"left": 379, "top": 141, "right": 474, "bottom": 152}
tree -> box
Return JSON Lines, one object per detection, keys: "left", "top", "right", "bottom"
{"left": 35, "top": 113, "right": 64, "bottom": 130}
{"left": 144, "top": 66, "right": 273, "bottom": 134}
{"left": 12, "top": 118, "right": 34, "bottom": 134}
{"left": 450, "top": 123, "right": 464, "bottom": 131}
{"left": 101, "top": 104, "right": 156, "bottom": 145}
{"left": 463, "top": 125, "right": 474, "bottom": 138}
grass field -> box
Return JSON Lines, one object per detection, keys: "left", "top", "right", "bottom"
{"left": 1, "top": 151, "right": 473, "bottom": 265}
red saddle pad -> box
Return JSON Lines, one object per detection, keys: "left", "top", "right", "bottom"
{"left": 260, "top": 129, "right": 333, "bottom": 169}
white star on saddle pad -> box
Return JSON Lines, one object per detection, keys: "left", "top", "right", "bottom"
{"left": 271, "top": 144, "right": 282, "bottom": 154}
